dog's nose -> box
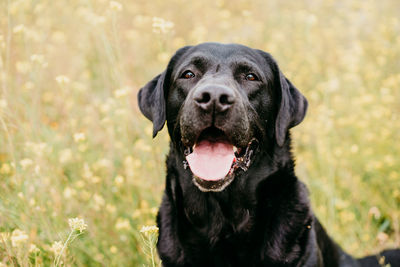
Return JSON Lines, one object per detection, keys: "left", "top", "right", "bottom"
{"left": 193, "top": 85, "right": 235, "bottom": 113}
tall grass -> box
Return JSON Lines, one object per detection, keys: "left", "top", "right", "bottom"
{"left": 0, "top": 0, "right": 399, "bottom": 265}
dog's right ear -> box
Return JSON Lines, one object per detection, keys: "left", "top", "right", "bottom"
{"left": 138, "top": 71, "right": 167, "bottom": 138}
{"left": 138, "top": 46, "right": 192, "bottom": 138}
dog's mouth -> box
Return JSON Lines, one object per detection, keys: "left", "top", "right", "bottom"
{"left": 183, "top": 127, "right": 258, "bottom": 192}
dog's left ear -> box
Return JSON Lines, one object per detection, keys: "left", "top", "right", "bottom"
{"left": 274, "top": 69, "right": 308, "bottom": 146}
{"left": 257, "top": 50, "right": 308, "bottom": 146}
{"left": 138, "top": 46, "right": 192, "bottom": 138}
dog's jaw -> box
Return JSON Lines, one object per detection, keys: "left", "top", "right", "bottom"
{"left": 183, "top": 138, "right": 259, "bottom": 192}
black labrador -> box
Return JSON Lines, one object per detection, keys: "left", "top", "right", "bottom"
{"left": 138, "top": 43, "right": 400, "bottom": 267}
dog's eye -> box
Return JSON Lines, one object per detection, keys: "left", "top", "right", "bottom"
{"left": 245, "top": 73, "right": 259, "bottom": 81}
{"left": 181, "top": 71, "right": 195, "bottom": 79}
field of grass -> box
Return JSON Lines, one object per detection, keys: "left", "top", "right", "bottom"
{"left": 0, "top": 0, "right": 399, "bottom": 266}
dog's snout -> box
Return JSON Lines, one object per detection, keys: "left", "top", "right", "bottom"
{"left": 193, "top": 85, "right": 235, "bottom": 113}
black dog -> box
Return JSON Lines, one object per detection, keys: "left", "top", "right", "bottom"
{"left": 138, "top": 43, "right": 400, "bottom": 267}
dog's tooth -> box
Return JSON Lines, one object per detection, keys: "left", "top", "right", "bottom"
{"left": 233, "top": 146, "right": 238, "bottom": 152}
{"left": 184, "top": 146, "right": 193, "bottom": 156}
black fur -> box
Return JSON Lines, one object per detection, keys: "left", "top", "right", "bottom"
{"left": 138, "top": 43, "right": 400, "bottom": 267}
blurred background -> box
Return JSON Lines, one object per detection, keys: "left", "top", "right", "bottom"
{"left": 0, "top": 0, "right": 399, "bottom": 266}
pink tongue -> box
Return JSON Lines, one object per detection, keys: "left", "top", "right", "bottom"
{"left": 186, "top": 140, "right": 235, "bottom": 181}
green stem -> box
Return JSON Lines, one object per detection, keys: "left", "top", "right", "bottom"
{"left": 150, "top": 241, "right": 155, "bottom": 267}
{"left": 54, "top": 230, "right": 74, "bottom": 267}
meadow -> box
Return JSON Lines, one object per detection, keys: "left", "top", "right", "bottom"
{"left": 0, "top": 0, "right": 399, "bottom": 266}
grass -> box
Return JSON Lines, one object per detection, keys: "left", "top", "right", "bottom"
{"left": 0, "top": 0, "right": 399, "bottom": 266}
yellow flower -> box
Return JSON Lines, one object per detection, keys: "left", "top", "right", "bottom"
{"left": 110, "top": 245, "right": 118, "bottom": 254}
{"left": 68, "top": 218, "right": 88, "bottom": 233}
{"left": 0, "top": 163, "right": 11, "bottom": 174}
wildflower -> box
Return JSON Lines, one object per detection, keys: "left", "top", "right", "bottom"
{"left": 0, "top": 163, "right": 11, "bottom": 174}
{"left": 55, "top": 75, "right": 70, "bottom": 85}
{"left": 93, "top": 194, "right": 105, "bottom": 207}
{"left": 23, "top": 81, "right": 34, "bottom": 90}
{"left": 114, "top": 175, "right": 124, "bottom": 186}
{"left": 16, "top": 61, "right": 31, "bottom": 74}
{"left": 51, "top": 241, "right": 63, "bottom": 255}
{"left": 140, "top": 225, "right": 159, "bottom": 237}
{"left": 350, "top": 144, "right": 359, "bottom": 153}
{"left": 51, "top": 31, "right": 67, "bottom": 43}
{"left": 63, "top": 187, "right": 76, "bottom": 199}
{"left": 93, "top": 158, "right": 112, "bottom": 170}
{"left": 140, "top": 225, "right": 159, "bottom": 266}
{"left": 20, "top": 158, "right": 33, "bottom": 169}
{"left": 115, "top": 218, "right": 130, "bottom": 230}
{"left": 11, "top": 229, "right": 29, "bottom": 247}
{"left": 13, "top": 24, "right": 26, "bottom": 34}
{"left": 114, "top": 86, "right": 130, "bottom": 98}
{"left": 0, "top": 232, "right": 10, "bottom": 242}
{"left": 0, "top": 98, "right": 7, "bottom": 109}
{"left": 29, "top": 243, "right": 40, "bottom": 253}
{"left": 106, "top": 204, "right": 116, "bottom": 213}
{"left": 59, "top": 148, "right": 73, "bottom": 163}
{"left": 30, "top": 54, "right": 44, "bottom": 64}
{"left": 73, "top": 132, "right": 86, "bottom": 142}
{"left": 68, "top": 218, "right": 87, "bottom": 233}
{"left": 377, "top": 232, "right": 389, "bottom": 244}
{"left": 152, "top": 17, "right": 174, "bottom": 34}
{"left": 110, "top": 246, "right": 118, "bottom": 254}
{"left": 368, "top": 206, "right": 381, "bottom": 219}
{"left": 109, "top": 1, "right": 123, "bottom": 11}
{"left": 25, "top": 142, "right": 48, "bottom": 156}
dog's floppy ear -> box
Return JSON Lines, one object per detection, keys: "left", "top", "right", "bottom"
{"left": 138, "top": 71, "right": 167, "bottom": 137}
{"left": 274, "top": 68, "right": 308, "bottom": 146}
{"left": 138, "top": 46, "right": 191, "bottom": 137}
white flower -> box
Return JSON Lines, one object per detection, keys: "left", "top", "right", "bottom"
{"left": 68, "top": 217, "right": 87, "bottom": 233}
{"left": 20, "top": 158, "right": 33, "bottom": 169}
{"left": 115, "top": 218, "right": 130, "bottom": 230}
{"left": 51, "top": 241, "right": 63, "bottom": 255}
{"left": 55, "top": 75, "right": 70, "bottom": 85}
{"left": 0, "top": 98, "right": 7, "bottom": 109}
{"left": 113, "top": 86, "right": 130, "bottom": 98}
{"left": 152, "top": 17, "right": 174, "bottom": 34}
{"left": 73, "top": 132, "right": 86, "bottom": 142}
{"left": 140, "top": 225, "right": 159, "bottom": 236}
{"left": 29, "top": 243, "right": 40, "bottom": 253}
{"left": 11, "top": 229, "right": 29, "bottom": 247}
{"left": 109, "top": 1, "right": 123, "bottom": 11}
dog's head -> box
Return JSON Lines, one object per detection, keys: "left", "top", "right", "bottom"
{"left": 138, "top": 43, "right": 307, "bottom": 192}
